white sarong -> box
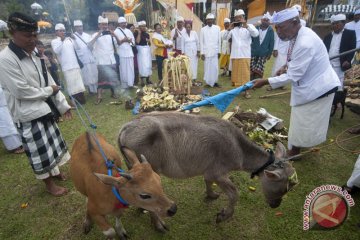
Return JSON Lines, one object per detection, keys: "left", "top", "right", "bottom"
{"left": 288, "top": 93, "right": 334, "bottom": 149}
{"left": 119, "top": 57, "right": 135, "bottom": 87}
{"left": 347, "top": 154, "right": 360, "bottom": 188}
{"left": 204, "top": 56, "right": 219, "bottom": 86}
{"left": 81, "top": 63, "right": 98, "bottom": 93}
{"left": 137, "top": 46, "right": 152, "bottom": 77}
{"left": 63, "top": 68, "right": 85, "bottom": 95}
{"left": 189, "top": 54, "right": 198, "bottom": 80}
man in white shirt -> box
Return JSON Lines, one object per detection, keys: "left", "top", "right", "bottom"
{"left": 89, "top": 16, "right": 120, "bottom": 105}
{"left": 73, "top": 20, "right": 98, "bottom": 94}
{"left": 219, "top": 18, "right": 231, "bottom": 76}
{"left": 229, "top": 9, "right": 259, "bottom": 97}
{"left": 323, "top": 14, "right": 356, "bottom": 90}
{"left": 52, "top": 23, "right": 86, "bottom": 104}
{"left": 345, "top": 8, "right": 360, "bottom": 49}
{"left": 253, "top": 8, "right": 341, "bottom": 158}
{"left": 114, "top": 17, "right": 135, "bottom": 88}
{"left": 171, "top": 16, "right": 186, "bottom": 55}
{"left": 200, "top": 13, "right": 221, "bottom": 88}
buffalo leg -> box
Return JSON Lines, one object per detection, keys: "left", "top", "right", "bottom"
{"left": 214, "top": 176, "right": 239, "bottom": 223}
{"left": 150, "top": 212, "right": 169, "bottom": 233}
{"left": 87, "top": 204, "right": 116, "bottom": 239}
{"left": 204, "top": 178, "right": 220, "bottom": 200}
{"left": 115, "top": 217, "right": 128, "bottom": 240}
{"left": 83, "top": 212, "right": 93, "bottom": 234}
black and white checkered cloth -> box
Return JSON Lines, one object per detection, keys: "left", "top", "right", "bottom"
{"left": 17, "top": 116, "right": 68, "bottom": 175}
{"left": 250, "top": 56, "right": 268, "bottom": 76}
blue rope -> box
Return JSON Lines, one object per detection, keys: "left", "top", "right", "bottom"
{"left": 69, "top": 96, "right": 129, "bottom": 206}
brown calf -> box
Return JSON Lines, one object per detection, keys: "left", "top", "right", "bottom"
{"left": 70, "top": 132, "right": 176, "bottom": 239}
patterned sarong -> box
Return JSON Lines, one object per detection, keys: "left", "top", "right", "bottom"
{"left": 231, "top": 58, "right": 250, "bottom": 87}
{"left": 219, "top": 54, "right": 230, "bottom": 69}
{"left": 17, "top": 115, "right": 70, "bottom": 178}
{"left": 250, "top": 56, "right": 267, "bottom": 76}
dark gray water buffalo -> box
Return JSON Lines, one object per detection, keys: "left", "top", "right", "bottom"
{"left": 118, "top": 112, "right": 297, "bottom": 230}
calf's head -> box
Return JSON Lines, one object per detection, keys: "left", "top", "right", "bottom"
{"left": 260, "top": 142, "right": 298, "bottom": 208}
{"left": 95, "top": 148, "right": 177, "bottom": 218}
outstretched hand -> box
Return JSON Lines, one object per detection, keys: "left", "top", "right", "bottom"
{"left": 251, "top": 79, "right": 269, "bottom": 89}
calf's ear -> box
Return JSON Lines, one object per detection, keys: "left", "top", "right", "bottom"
{"left": 274, "top": 142, "right": 287, "bottom": 159}
{"left": 94, "top": 173, "right": 128, "bottom": 187}
{"left": 264, "top": 169, "right": 282, "bottom": 180}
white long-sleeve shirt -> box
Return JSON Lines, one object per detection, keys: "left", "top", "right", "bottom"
{"left": 171, "top": 27, "right": 187, "bottom": 51}
{"left": 51, "top": 37, "right": 80, "bottom": 72}
{"left": 91, "top": 33, "right": 117, "bottom": 65}
{"left": 200, "top": 25, "right": 221, "bottom": 58}
{"left": 181, "top": 30, "right": 200, "bottom": 57}
{"left": 268, "top": 27, "right": 340, "bottom": 106}
{"left": 229, "top": 24, "right": 259, "bottom": 59}
{"left": 74, "top": 32, "right": 96, "bottom": 64}
{"left": 114, "top": 27, "right": 135, "bottom": 58}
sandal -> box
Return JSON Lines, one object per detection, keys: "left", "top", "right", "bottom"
{"left": 111, "top": 94, "right": 119, "bottom": 99}
{"left": 11, "top": 146, "right": 25, "bottom": 154}
{"left": 341, "top": 185, "right": 360, "bottom": 195}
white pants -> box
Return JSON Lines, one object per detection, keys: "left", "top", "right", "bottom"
{"left": 204, "top": 56, "right": 219, "bottom": 86}
{"left": 119, "top": 57, "right": 135, "bottom": 87}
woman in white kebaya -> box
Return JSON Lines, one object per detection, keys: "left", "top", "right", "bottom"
{"left": 181, "top": 21, "right": 200, "bottom": 82}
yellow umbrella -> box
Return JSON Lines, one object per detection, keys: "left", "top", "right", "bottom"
{"left": 37, "top": 20, "right": 52, "bottom": 28}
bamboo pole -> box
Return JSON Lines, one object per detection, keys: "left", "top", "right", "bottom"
{"left": 259, "top": 91, "right": 291, "bottom": 99}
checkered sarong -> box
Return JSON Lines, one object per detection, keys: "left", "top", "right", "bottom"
{"left": 250, "top": 56, "right": 267, "bottom": 76}
{"left": 17, "top": 115, "right": 68, "bottom": 175}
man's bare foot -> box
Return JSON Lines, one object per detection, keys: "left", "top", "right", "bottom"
{"left": 44, "top": 178, "right": 68, "bottom": 197}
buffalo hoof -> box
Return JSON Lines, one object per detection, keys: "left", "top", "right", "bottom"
{"left": 216, "top": 208, "right": 232, "bottom": 223}
{"left": 205, "top": 192, "right": 220, "bottom": 201}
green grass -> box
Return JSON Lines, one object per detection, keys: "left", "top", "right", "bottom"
{"left": 1, "top": 59, "right": 360, "bottom": 240}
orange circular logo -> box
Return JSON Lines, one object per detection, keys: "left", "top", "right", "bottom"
{"left": 311, "top": 192, "right": 348, "bottom": 228}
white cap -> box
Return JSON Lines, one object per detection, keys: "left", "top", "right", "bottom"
{"left": 98, "top": 16, "right": 108, "bottom": 24}
{"left": 73, "top": 20, "right": 82, "bottom": 27}
{"left": 355, "top": 8, "right": 360, "bottom": 15}
{"left": 330, "top": 14, "right": 346, "bottom": 23}
{"left": 224, "top": 18, "right": 230, "bottom": 23}
{"left": 234, "top": 9, "right": 245, "bottom": 17}
{"left": 176, "top": 16, "right": 184, "bottom": 22}
{"left": 55, "top": 23, "right": 65, "bottom": 31}
{"left": 206, "top": 13, "right": 215, "bottom": 20}
{"left": 272, "top": 8, "right": 299, "bottom": 25}
{"left": 118, "top": 17, "right": 127, "bottom": 23}
{"left": 262, "top": 12, "right": 272, "bottom": 20}
{"left": 292, "top": 4, "right": 302, "bottom": 12}
{"left": 138, "top": 21, "right": 146, "bottom": 26}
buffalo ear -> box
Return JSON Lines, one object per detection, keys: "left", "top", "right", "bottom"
{"left": 264, "top": 169, "right": 282, "bottom": 180}
{"left": 122, "top": 147, "right": 141, "bottom": 165}
{"left": 94, "top": 173, "right": 127, "bottom": 187}
{"left": 274, "top": 142, "right": 287, "bottom": 159}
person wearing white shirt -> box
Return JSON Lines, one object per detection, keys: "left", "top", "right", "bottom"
{"left": 114, "top": 17, "right": 135, "bottom": 88}
{"left": 51, "top": 23, "right": 86, "bottom": 104}
{"left": 88, "top": 16, "right": 120, "bottom": 105}
{"left": 292, "top": 4, "right": 306, "bottom": 27}
{"left": 229, "top": 9, "right": 259, "bottom": 97}
{"left": 271, "top": 33, "right": 289, "bottom": 77}
{"left": 181, "top": 21, "right": 200, "bottom": 81}
{"left": 200, "top": 13, "right": 221, "bottom": 87}
{"left": 345, "top": 8, "right": 360, "bottom": 49}
{"left": 73, "top": 20, "right": 98, "bottom": 94}
{"left": 253, "top": 8, "right": 341, "bottom": 158}
{"left": 324, "top": 14, "right": 356, "bottom": 90}
{"left": 171, "top": 16, "right": 186, "bottom": 55}
{"left": 219, "top": 18, "right": 231, "bottom": 76}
